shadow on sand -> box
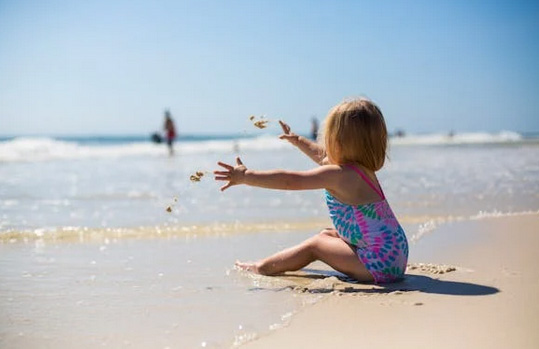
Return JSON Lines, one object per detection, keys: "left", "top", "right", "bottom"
{"left": 251, "top": 268, "right": 499, "bottom": 297}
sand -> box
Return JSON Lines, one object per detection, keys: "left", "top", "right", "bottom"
{"left": 1, "top": 214, "right": 538, "bottom": 348}
{"left": 243, "top": 213, "right": 539, "bottom": 348}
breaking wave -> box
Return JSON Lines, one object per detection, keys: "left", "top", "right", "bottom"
{"left": 0, "top": 131, "right": 527, "bottom": 162}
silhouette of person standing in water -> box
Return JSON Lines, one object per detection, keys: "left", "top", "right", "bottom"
{"left": 310, "top": 117, "right": 319, "bottom": 141}
{"left": 164, "top": 110, "right": 176, "bottom": 155}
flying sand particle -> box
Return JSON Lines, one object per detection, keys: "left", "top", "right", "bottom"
{"left": 166, "top": 196, "right": 179, "bottom": 213}
{"left": 254, "top": 120, "right": 269, "bottom": 129}
{"left": 190, "top": 171, "right": 205, "bottom": 182}
{"left": 249, "top": 115, "right": 270, "bottom": 129}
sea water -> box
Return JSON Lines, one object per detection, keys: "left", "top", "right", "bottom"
{"left": 1, "top": 132, "right": 538, "bottom": 348}
{"left": 1, "top": 132, "right": 537, "bottom": 232}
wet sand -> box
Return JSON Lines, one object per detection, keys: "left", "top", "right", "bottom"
{"left": 1, "top": 214, "right": 538, "bottom": 348}
{"left": 0, "top": 230, "right": 321, "bottom": 348}
{"left": 243, "top": 213, "right": 539, "bottom": 348}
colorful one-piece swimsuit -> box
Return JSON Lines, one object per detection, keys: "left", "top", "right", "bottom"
{"left": 325, "top": 164, "right": 409, "bottom": 283}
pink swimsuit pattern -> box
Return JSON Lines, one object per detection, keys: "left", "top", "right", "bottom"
{"left": 325, "top": 164, "right": 408, "bottom": 283}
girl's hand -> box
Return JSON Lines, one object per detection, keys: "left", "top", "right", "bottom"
{"left": 278, "top": 120, "right": 301, "bottom": 146}
{"left": 214, "top": 157, "right": 247, "bottom": 191}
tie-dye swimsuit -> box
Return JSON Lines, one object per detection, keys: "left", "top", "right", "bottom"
{"left": 325, "top": 164, "right": 408, "bottom": 283}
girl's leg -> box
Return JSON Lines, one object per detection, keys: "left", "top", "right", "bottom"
{"left": 236, "top": 229, "right": 374, "bottom": 282}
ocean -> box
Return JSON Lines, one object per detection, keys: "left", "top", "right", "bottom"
{"left": 1, "top": 131, "right": 538, "bottom": 348}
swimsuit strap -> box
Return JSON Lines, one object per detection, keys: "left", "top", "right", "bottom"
{"left": 345, "top": 164, "right": 385, "bottom": 200}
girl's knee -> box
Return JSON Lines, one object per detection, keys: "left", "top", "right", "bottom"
{"left": 308, "top": 233, "right": 333, "bottom": 258}
{"left": 318, "top": 228, "right": 338, "bottom": 238}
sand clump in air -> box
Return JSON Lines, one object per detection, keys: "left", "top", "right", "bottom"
{"left": 249, "top": 115, "right": 270, "bottom": 129}
{"left": 165, "top": 197, "right": 178, "bottom": 213}
{"left": 166, "top": 170, "right": 207, "bottom": 212}
{"left": 190, "top": 171, "right": 205, "bottom": 182}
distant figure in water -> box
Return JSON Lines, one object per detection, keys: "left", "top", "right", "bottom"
{"left": 394, "top": 129, "right": 406, "bottom": 138}
{"left": 164, "top": 110, "right": 177, "bottom": 155}
{"left": 310, "top": 117, "right": 319, "bottom": 141}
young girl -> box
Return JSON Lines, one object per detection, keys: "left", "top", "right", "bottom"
{"left": 214, "top": 98, "right": 408, "bottom": 283}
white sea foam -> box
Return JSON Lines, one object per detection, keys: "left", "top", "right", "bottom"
{"left": 0, "top": 137, "right": 161, "bottom": 162}
{"left": 391, "top": 131, "right": 522, "bottom": 146}
{"left": 0, "top": 131, "right": 525, "bottom": 162}
{"left": 0, "top": 136, "right": 292, "bottom": 162}
{"left": 408, "top": 210, "right": 539, "bottom": 244}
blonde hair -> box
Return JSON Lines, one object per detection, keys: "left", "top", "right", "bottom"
{"left": 323, "top": 98, "right": 388, "bottom": 171}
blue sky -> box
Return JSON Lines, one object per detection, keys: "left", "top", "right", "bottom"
{"left": 1, "top": 0, "right": 538, "bottom": 135}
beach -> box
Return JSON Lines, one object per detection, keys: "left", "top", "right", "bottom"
{"left": 2, "top": 0, "right": 539, "bottom": 346}
{"left": 245, "top": 213, "right": 539, "bottom": 348}
{"left": 1, "top": 134, "right": 538, "bottom": 348}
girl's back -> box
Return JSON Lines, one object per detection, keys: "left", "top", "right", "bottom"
{"left": 326, "top": 163, "right": 408, "bottom": 283}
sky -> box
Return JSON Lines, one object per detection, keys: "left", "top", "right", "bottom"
{"left": 0, "top": 0, "right": 538, "bottom": 136}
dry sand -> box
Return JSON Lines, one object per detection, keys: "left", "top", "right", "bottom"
{"left": 243, "top": 213, "right": 539, "bottom": 348}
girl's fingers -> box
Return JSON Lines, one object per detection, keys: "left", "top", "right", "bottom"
{"left": 216, "top": 158, "right": 243, "bottom": 191}
{"left": 278, "top": 120, "right": 290, "bottom": 134}
{"left": 279, "top": 134, "right": 298, "bottom": 144}
{"left": 217, "top": 161, "right": 233, "bottom": 170}
{"left": 220, "top": 183, "right": 232, "bottom": 191}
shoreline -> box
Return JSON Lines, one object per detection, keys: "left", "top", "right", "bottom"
{"left": 242, "top": 213, "right": 539, "bottom": 348}
{"left": 3, "top": 209, "right": 537, "bottom": 244}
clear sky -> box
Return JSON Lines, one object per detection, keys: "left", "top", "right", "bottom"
{"left": 1, "top": 0, "right": 538, "bottom": 136}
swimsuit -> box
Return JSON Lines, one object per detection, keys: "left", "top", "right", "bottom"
{"left": 325, "top": 164, "right": 408, "bottom": 283}
{"left": 166, "top": 129, "right": 176, "bottom": 146}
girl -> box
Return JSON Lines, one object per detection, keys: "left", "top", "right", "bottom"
{"left": 214, "top": 98, "right": 408, "bottom": 283}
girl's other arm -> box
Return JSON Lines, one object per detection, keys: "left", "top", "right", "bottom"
{"left": 214, "top": 157, "right": 340, "bottom": 192}
{"left": 279, "top": 121, "right": 325, "bottom": 165}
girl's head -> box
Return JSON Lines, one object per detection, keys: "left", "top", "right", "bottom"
{"left": 323, "top": 98, "right": 388, "bottom": 171}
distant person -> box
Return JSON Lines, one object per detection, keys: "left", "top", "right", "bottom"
{"left": 394, "top": 129, "right": 406, "bottom": 138}
{"left": 310, "top": 117, "right": 319, "bottom": 140}
{"left": 164, "top": 110, "right": 176, "bottom": 155}
{"left": 232, "top": 140, "right": 240, "bottom": 154}
{"left": 214, "top": 98, "right": 408, "bottom": 284}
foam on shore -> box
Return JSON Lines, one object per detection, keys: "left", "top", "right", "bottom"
{"left": 3, "top": 209, "right": 537, "bottom": 244}
{"left": 0, "top": 131, "right": 526, "bottom": 162}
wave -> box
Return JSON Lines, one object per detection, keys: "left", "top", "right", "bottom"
{"left": 0, "top": 219, "right": 330, "bottom": 243}
{"left": 3, "top": 210, "right": 537, "bottom": 244}
{"left": 408, "top": 209, "right": 539, "bottom": 244}
{"left": 0, "top": 136, "right": 291, "bottom": 162}
{"left": 391, "top": 131, "right": 523, "bottom": 146}
{"left": 0, "top": 131, "right": 527, "bottom": 162}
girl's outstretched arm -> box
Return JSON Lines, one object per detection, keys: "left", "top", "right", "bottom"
{"left": 279, "top": 121, "right": 325, "bottom": 165}
{"left": 214, "top": 157, "right": 341, "bottom": 192}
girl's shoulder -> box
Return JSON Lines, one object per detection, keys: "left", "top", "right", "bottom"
{"left": 326, "top": 163, "right": 383, "bottom": 205}
{"left": 313, "top": 163, "right": 350, "bottom": 178}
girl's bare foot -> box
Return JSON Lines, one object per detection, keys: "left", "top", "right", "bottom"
{"left": 235, "top": 260, "right": 260, "bottom": 274}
